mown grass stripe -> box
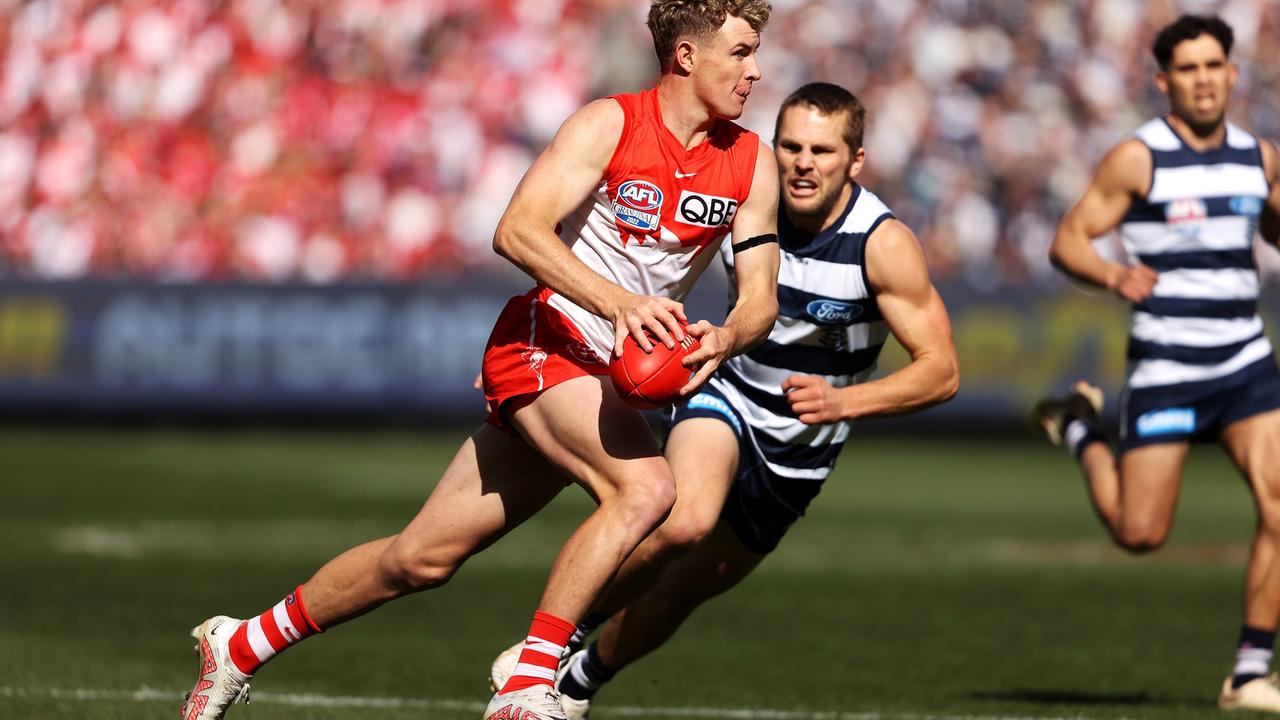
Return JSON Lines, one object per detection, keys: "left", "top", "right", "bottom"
{"left": 0, "top": 686, "right": 1137, "bottom": 720}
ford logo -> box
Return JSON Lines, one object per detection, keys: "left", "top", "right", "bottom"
{"left": 1230, "top": 196, "right": 1264, "bottom": 217}
{"left": 806, "top": 299, "right": 860, "bottom": 325}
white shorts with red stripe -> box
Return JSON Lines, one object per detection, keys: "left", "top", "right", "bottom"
{"left": 481, "top": 287, "right": 609, "bottom": 431}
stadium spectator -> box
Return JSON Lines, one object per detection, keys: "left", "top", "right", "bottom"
{"left": 1, "top": 0, "right": 1277, "bottom": 285}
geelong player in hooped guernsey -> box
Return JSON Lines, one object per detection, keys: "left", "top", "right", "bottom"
{"left": 1119, "top": 116, "right": 1272, "bottom": 402}
{"left": 1033, "top": 14, "right": 1280, "bottom": 713}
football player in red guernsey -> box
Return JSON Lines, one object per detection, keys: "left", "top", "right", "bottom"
{"left": 180, "top": 2, "right": 780, "bottom": 720}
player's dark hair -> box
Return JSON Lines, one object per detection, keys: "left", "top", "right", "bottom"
{"left": 648, "top": 0, "right": 772, "bottom": 72}
{"left": 774, "top": 82, "right": 865, "bottom": 152}
{"left": 1153, "top": 14, "right": 1234, "bottom": 70}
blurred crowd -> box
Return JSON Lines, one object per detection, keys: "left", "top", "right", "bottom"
{"left": 1, "top": 0, "right": 1277, "bottom": 287}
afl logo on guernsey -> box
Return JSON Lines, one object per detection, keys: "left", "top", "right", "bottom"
{"left": 1165, "top": 198, "right": 1207, "bottom": 235}
{"left": 613, "top": 180, "right": 664, "bottom": 233}
{"left": 806, "top": 299, "right": 861, "bottom": 326}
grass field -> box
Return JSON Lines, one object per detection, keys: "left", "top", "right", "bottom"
{"left": 0, "top": 426, "right": 1265, "bottom": 720}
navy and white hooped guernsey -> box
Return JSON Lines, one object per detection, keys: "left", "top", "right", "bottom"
{"left": 700, "top": 183, "right": 892, "bottom": 482}
{"left": 1120, "top": 118, "right": 1273, "bottom": 391}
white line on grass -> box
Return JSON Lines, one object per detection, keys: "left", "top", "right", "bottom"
{"left": 0, "top": 686, "right": 1139, "bottom": 720}
{"left": 0, "top": 686, "right": 483, "bottom": 712}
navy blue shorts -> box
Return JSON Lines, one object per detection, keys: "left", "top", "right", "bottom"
{"left": 666, "top": 385, "right": 824, "bottom": 554}
{"left": 1120, "top": 356, "right": 1280, "bottom": 452}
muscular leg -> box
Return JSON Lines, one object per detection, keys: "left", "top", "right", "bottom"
{"left": 300, "top": 423, "right": 568, "bottom": 628}
{"left": 590, "top": 418, "right": 740, "bottom": 618}
{"left": 485, "top": 416, "right": 738, "bottom": 693}
{"left": 506, "top": 375, "right": 678, "bottom": 623}
{"left": 595, "top": 519, "right": 765, "bottom": 670}
{"left": 1078, "top": 441, "right": 1188, "bottom": 553}
{"left": 1220, "top": 409, "right": 1280, "bottom": 630}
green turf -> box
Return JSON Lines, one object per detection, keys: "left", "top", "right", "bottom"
{"left": 0, "top": 427, "right": 1263, "bottom": 719}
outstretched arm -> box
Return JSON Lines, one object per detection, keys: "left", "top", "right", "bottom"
{"left": 783, "top": 219, "right": 958, "bottom": 423}
{"left": 680, "top": 139, "right": 780, "bottom": 393}
{"left": 493, "top": 99, "right": 689, "bottom": 357}
{"left": 1049, "top": 138, "right": 1157, "bottom": 302}
{"left": 1260, "top": 139, "right": 1280, "bottom": 246}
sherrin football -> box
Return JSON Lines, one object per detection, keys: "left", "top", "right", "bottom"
{"left": 610, "top": 329, "right": 700, "bottom": 410}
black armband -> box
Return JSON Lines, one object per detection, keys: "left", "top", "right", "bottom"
{"left": 732, "top": 233, "right": 778, "bottom": 254}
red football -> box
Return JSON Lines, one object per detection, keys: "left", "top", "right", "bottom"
{"left": 610, "top": 329, "right": 700, "bottom": 410}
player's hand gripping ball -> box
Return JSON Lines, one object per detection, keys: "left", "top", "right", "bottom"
{"left": 610, "top": 328, "right": 701, "bottom": 410}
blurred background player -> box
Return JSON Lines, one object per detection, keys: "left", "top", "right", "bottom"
{"left": 491, "top": 81, "right": 958, "bottom": 716}
{"left": 1033, "top": 14, "right": 1280, "bottom": 713}
{"left": 180, "top": 2, "right": 780, "bottom": 720}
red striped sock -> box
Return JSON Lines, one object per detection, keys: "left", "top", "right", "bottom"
{"left": 499, "top": 611, "right": 576, "bottom": 694}
{"left": 227, "top": 585, "right": 322, "bottom": 675}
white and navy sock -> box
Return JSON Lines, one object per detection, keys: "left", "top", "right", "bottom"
{"left": 568, "top": 612, "right": 609, "bottom": 655}
{"left": 1064, "top": 419, "right": 1105, "bottom": 460}
{"left": 1232, "top": 625, "right": 1275, "bottom": 689}
{"left": 558, "top": 642, "right": 617, "bottom": 701}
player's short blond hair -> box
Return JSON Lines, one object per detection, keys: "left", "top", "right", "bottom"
{"left": 647, "top": 0, "right": 772, "bottom": 71}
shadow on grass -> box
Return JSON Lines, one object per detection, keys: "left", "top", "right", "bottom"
{"left": 967, "top": 689, "right": 1198, "bottom": 708}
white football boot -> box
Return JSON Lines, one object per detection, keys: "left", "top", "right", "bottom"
{"left": 489, "top": 641, "right": 524, "bottom": 693}
{"left": 483, "top": 686, "right": 567, "bottom": 720}
{"left": 558, "top": 693, "right": 591, "bottom": 720}
{"left": 180, "top": 616, "right": 251, "bottom": 720}
{"left": 1219, "top": 674, "right": 1280, "bottom": 712}
{"left": 490, "top": 636, "right": 584, "bottom": 693}
{"left": 556, "top": 649, "right": 592, "bottom": 720}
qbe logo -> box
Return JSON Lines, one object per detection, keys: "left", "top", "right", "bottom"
{"left": 613, "top": 180, "right": 664, "bottom": 233}
{"left": 677, "top": 190, "right": 738, "bottom": 228}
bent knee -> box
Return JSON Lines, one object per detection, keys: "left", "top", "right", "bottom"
{"left": 1256, "top": 507, "right": 1280, "bottom": 538}
{"left": 652, "top": 511, "right": 718, "bottom": 553}
{"left": 378, "top": 542, "right": 462, "bottom": 593}
{"left": 1114, "top": 524, "right": 1169, "bottom": 554}
{"left": 1252, "top": 477, "right": 1280, "bottom": 524}
{"left": 614, "top": 473, "right": 677, "bottom": 528}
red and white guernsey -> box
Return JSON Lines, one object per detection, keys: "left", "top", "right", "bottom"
{"left": 482, "top": 88, "right": 759, "bottom": 426}
{"left": 547, "top": 87, "right": 760, "bottom": 360}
